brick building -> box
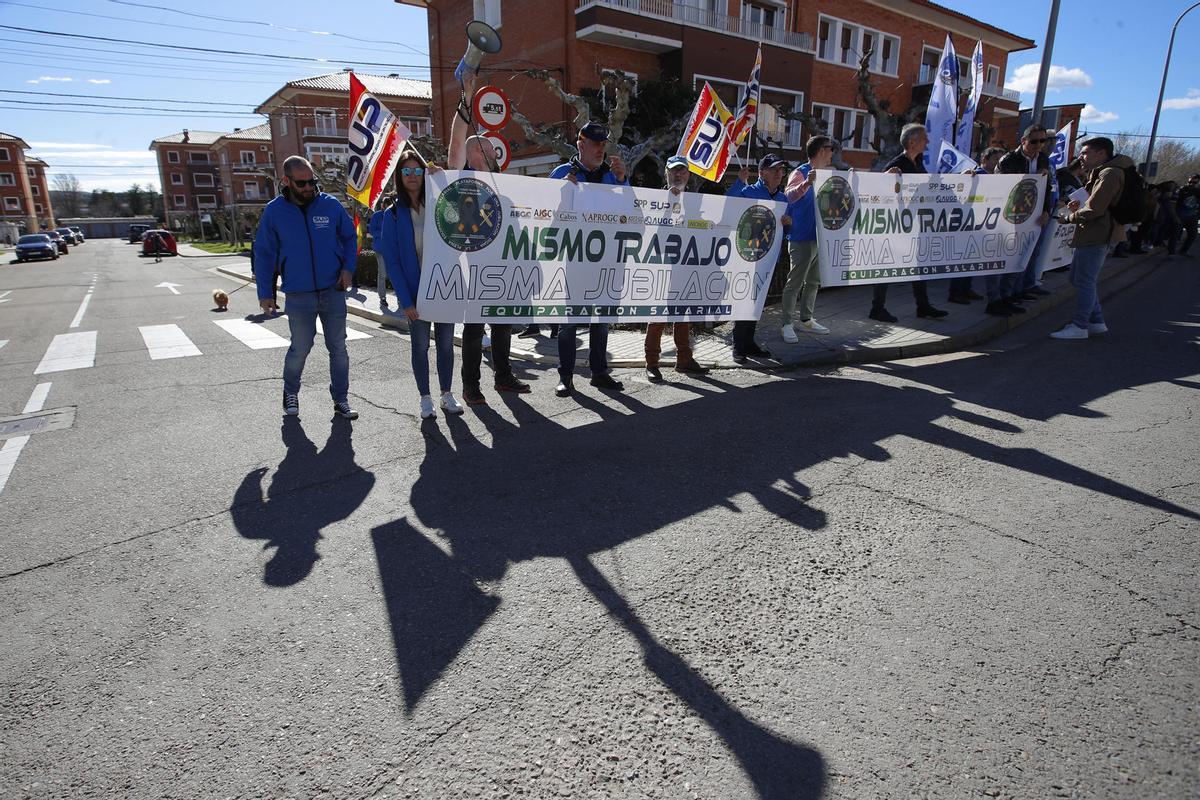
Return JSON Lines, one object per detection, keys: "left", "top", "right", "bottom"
{"left": 0, "top": 132, "right": 55, "bottom": 234}
{"left": 149, "top": 129, "right": 225, "bottom": 230}
{"left": 994, "top": 102, "right": 1085, "bottom": 158}
{"left": 397, "top": 0, "right": 1033, "bottom": 175}
{"left": 210, "top": 123, "right": 277, "bottom": 213}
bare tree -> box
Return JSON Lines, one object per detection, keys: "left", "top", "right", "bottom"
{"left": 51, "top": 173, "right": 82, "bottom": 217}
{"left": 854, "top": 52, "right": 925, "bottom": 169}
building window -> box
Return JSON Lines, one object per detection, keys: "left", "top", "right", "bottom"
{"left": 35, "top": 203, "right": 44, "bottom": 213}
{"left": 31, "top": 185, "right": 40, "bottom": 196}
{"left": 196, "top": 194, "right": 217, "bottom": 209}
{"left": 240, "top": 151, "right": 256, "bottom": 165}
{"left": 28, "top": 167, "right": 36, "bottom": 177}
{"left": 755, "top": 89, "right": 805, "bottom": 150}
{"left": 314, "top": 109, "right": 338, "bottom": 135}
{"left": 743, "top": 2, "right": 778, "bottom": 29}
{"left": 243, "top": 181, "right": 260, "bottom": 199}
{"left": 193, "top": 173, "right": 214, "bottom": 187}
{"left": 0, "top": 148, "right": 10, "bottom": 161}
{"left": 0, "top": 173, "right": 14, "bottom": 186}
{"left": 600, "top": 69, "right": 639, "bottom": 113}
{"left": 220, "top": 151, "right": 228, "bottom": 165}
{"left": 173, "top": 194, "right": 186, "bottom": 207}
{"left": 188, "top": 152, "right": 209, "bottom": 163}
{"left": 811, "top": 103, "right": 876, "bottom": 152}
{"left": 4, "top": 197, "right": 20, "bottom": 210}
{"left": 986, "top": 65, "right": 1000, "bottom": 86}
{"left": 817, "top": 15, "right": 899, "bottom": 76}
{"left": 170, "top": 173, "right": 183, "bottom": 185}
{"left": 167, "top": 151, "right": 180, "bottom": 163}
{"left": 305, "top": 143, "right": 349, "bottom": 166}
{"left": 482, "top": 0, "right": 500, "bottom": 29}
{"left": 279, "top": 115, "right": 288, "bottom": 137}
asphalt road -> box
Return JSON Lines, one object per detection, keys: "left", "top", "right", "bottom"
{"left": 1, "top": 239, "right": 1197, "bottom": 799}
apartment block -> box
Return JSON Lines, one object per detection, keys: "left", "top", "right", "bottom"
{"left": 0, "top": 132, "right": 55, "bottom": 233}
{"left": 149, "top": 129, "right": 225, "bottom": 230}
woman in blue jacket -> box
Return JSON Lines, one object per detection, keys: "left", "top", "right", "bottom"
{"left": 376, "top": 151, "right": 463, "bottom": 419}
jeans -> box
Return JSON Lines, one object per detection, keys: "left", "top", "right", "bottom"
{"left": 1178, "top": 216, "right": 1197, "bottom": 254}
{"left": 872, "top": 281, "right": 930, "bottom": 311}
{"left": 645, "top": 322, "right": 692, "bottom": 367}
{"left": 948, "top": 276, "right": 973, "bottom": 298}
{"left": 409, "top": 319, "right": 455, "bottom": 396}
{"left": 558, "top": 323, "right": 608, "bottom": 379}
{"left": 984, "top": 274, "right": 1005, "bottom": 303}
{"left": 374, "top": 253, "right": 389, "bottom": 302}
{"left": 283, "top": 288, "right": 349, "bottom": 402}
{"left": 1068, "top": 244, "right": 1107, "bottom": 329}
{"left": 783, "top": 240, "right": 821, "bottom": 322}
{"left": 461, "top": 323, "right": 512, "bottom": 390}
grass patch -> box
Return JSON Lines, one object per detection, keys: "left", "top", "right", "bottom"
{"left": 187, "top": 242, "right": 251, "bottom": 255}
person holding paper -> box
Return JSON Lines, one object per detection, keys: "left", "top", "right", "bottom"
{"left": 779, "top": 136, "right": 834, "bottom": 341}
{"left": 548, "top": 121, "right": 628, "bottom": 397}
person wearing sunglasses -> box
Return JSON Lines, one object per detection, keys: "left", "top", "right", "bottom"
{"left": 254, "top": 155, "right": 359, "bottom": 420}
{"left": 375, "top": 152, "right": 464, "bottom": 419}
{"left": 994, "top": 125, "right": 1057, "bottom": 313}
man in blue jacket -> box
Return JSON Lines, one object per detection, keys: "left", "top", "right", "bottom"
{"left": 548, "top": 121, "right": 628, "bottom": 397}
{"left": 726, "top": 153, "right": 789, "bottom": 363}
{"left": 254, "top": 155, "right": 359, "bottom": 419}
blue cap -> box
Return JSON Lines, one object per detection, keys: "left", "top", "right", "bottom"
{"left": 579, "top": 121, "right": 609, "bottom": 142}
{"left": 665, "top": 155, "right": 688, "bottom": 169}
{"left": 758, "top": 153, "right": 785, "bottom": 171}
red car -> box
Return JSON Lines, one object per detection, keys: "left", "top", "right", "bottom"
{"left": 141, "top": 230, "right": 178, "bottom": 258}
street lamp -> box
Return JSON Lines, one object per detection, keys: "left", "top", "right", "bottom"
{"left": 1145, "top": 2, "right": 1200, "bottom": 176}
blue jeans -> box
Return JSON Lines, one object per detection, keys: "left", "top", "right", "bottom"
{"left": 1068, "top": 244, "right": 1107, "bottom": 329}
{"left": 283, "top": 288, "right": 349, "bottom": 402}
{"left": 409, "top": 319, "right": 455, "bottom": 396}
{"left": 558, "top": 323, "right": 608, "bottom": 380}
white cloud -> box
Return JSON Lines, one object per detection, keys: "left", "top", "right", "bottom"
{"left": 1005, "top": 63, "right": 1094, "bottom": 94}
{"left": 25, "top": 76, "right": 74, "bottom": 85}
{"left": 1080, "top": 104, "right": 1119, "bottom": 124}
{"left": 29, "top": 142, "right": 114, "bottom": 150}
{"left": 1163, "top": 88, "right": 1200, "bottom": 110}
{"left": 86, "top": 78, "right": 112, "bottom": 85}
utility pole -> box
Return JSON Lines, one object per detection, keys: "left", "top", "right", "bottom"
{"left": 1030, "top": 0, "right": 1062, "bottom": 127}
{"left": 1146, "top": 2, "right": 1200, "bottom": 177}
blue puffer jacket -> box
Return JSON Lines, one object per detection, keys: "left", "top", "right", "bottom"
{"left": 253, "top": 192, "right": 357, "bottom": 299}
{"left": 549, "top": 157, "right": 630, "bottom": 185}
{"left": 374, "top": 203, "right": 422, "bottom": 311}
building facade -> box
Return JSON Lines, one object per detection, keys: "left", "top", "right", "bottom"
{"left": 398, "top": 0, "right": 1032, "bottom": 175}
{"left": 210, "top": 123, "right": 277, "bottom": 214}
{"left": 0, "top": 132, "right": 55, "bottom": 234}
{"left": 149, "top": 130, "right": 225, "bottom": 230}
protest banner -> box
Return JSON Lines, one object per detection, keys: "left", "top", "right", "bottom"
{"left": 415, "top": 171, "right": 786, "bottom": 324}
{"left": 1034, "top": 219, "right": 1076, "bottom": 273}
{"left": 937, "top": 141, "right": 979, "bottom": 175}
{"left": 811, "top": 169, "right": 1046, "bottom": 287}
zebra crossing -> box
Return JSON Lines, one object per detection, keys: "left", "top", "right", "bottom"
{"left": 17, "top": 317, "right": 377, "bottom": 375}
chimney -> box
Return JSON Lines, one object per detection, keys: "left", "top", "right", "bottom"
{"left": 388, "top": 73, "right": 399, "bottom": 78}
{"left": 233, "top": 128, "right": 241, "bottom": 132}
{"left": 182, "top": 129, "right": 190, "bottom": 143}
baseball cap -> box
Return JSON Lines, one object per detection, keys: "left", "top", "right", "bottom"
{"left": 758, "top": 153, "right": 786, "bottom": 170}
{"left": 665, "top": 155, "right": 688, "bottom": 169}
{"left": 579, "top": 121, "right": 609, "bottom": 142}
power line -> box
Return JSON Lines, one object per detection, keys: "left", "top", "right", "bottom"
{"left": 1, "top": 88, "right": 269, "bottom": 107}
{"left": 2, "top": 90, "right": 432, "bottom": 118}
{"left": 0, "top": 58, "right": 294, "bottom": 86}
{"left": 0, "top": 104, "right": 261, "bottom": 118}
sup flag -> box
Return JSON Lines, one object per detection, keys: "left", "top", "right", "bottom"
{"left": 955, "top": 41, "right": 983, "bottom": 156}
{"left": 346, "top": 72, "right": 410, "bottom": 209}
{"left": 677, "top": 82, "right": 735, "bottom": 182}
{"left": 728, "top": 46, "right": 762, "bottom": 147}
{"left": 923, "top": 35, "right": 958, "bottom": 173}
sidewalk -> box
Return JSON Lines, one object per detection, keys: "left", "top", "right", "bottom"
{"left": 206, "top": 245, "right": 1172, "bottom": 370}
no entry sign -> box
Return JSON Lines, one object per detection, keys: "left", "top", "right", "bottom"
{"left": 472, "top": 85, "right": 511, "bottom": 131}
{"left": 484, "top": 133, "right": 511, "bottom": 171}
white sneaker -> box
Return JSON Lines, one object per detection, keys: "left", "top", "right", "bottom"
{"left": 780, "top": 324, "right": 799, "bottom": 343}
{"left": 1050, "top": 323, "right": 1089, "bottom": 340}
{"left": 799, "top": 318, "right": 831, "bottom": 335}
{"left": 1087, "top": 322, "right": 1108, "bottom": 334}
{"left": 419, "top": 395, "right": 435, "bottom": 419}
{"left": 441, "top": 392, "right": 464, "bottom": 415}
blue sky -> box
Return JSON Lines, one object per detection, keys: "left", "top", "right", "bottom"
{"left": 1, "top": 0, "right": 1197, "bottom": 193}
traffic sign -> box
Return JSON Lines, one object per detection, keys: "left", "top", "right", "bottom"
{"left": 472, "top": 85, "right": 511, "bottom": 131}
{"left": 483, "top": 133, "right": 511, "bottom": 171}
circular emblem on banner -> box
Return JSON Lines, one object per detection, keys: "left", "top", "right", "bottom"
{"left": 483, "top": 133, "right": 511, "bottom": 172}
{"left": 735, "top": 205, "right": 777, "bottom": 262}
{"left": 816, "top": 175, "right": 855, "bottom": 231}
{"left": 435, "top": 177, "right": 502, "bottom": 252}
{"left": 1003, "top": 177, "right": 1040, "bottom": 225}
{"left": 472, "top": 85, "right": 511, "bottom": 131}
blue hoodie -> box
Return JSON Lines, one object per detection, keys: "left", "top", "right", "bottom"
{"left": 548, "top": 157, "right": 630, "bottom": 185}
{"left": 374, "top": 203, "right": 422, "bottom": 311}
{"left": 253, "top": 192, "right": 357, "bottom": 300}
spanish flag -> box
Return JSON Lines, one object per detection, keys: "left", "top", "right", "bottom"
{"left": 729, "top": 46, "right": 762, "bottom": 147}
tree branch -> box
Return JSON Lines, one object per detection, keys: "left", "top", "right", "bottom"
{"left": 524, "top": 68, "right": 591, "bottom": 130}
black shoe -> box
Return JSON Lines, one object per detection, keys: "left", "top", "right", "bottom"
{"left": 517, "top": 325, "right": 540, "bottom": 339}
{"left": 1002, "top": 300, "right": 1027, "bottom": 314}
{"left": 494, "top": 373, "right": 531, "bottom": 393}
{"left": 732, "top": 352, "right": 747, "bottom": 365}
{"left": 985, "top": 301, "right": 1014, "bottom": 317}
{"left": 947, "top": 294, "right": 971, "bottom": 305}
{"left": 646, "top": 365, "right": 664, "bottom": 382}
{"left": 674, "top": 361, "right": 710, "bottom": 375}
{"left": 463, "top": 386, "right": 487, "bottom": 405}
{"left": 590, "top": 374, "right": 624, "bottom": 391}
{"left": 964, "top": 289, "right": 985, "bottom": 300}
{"left": 916, "top": 305, "right": 948, "bottom": 319}
{"left": 555, "top": 379, "right": 574, "bottom": 397}
{"left": 869, "top": 308, "right": 898, "bottom": 323}
{"left": 1027, "top": 286, "right": 1051, "bottom": 296}
{"left": 1015, "top": 291, "right": 1038, "bottom": 302}
{"left": 333, "top": 400, "right": 359, "bottom": 420}
{"left": 746, "top": 345, "right": 773, "bottom": 359}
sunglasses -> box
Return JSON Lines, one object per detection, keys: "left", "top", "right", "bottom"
{"left": 401, "top": 167, "right": 425, "bottom": 176}
{"left": 290, "top": 178, "right": 318, "bottom": 188}
{"left": 1027, "top": 137, "right": 1049, "bottom": 144}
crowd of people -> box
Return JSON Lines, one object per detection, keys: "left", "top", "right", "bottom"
{"left": 252, "top": 81, "right": 1188, "bottom": 421}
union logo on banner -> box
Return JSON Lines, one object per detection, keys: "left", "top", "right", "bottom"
{"left": 677, "top": 82, "right": 734, "bottom": 183}
{"left": 346, "top": 72, "right": 411, "bottom": 209}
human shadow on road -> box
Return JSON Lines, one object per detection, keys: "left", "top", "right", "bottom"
{"left": 232, "top": 416, "right": 375, "bottom": 586}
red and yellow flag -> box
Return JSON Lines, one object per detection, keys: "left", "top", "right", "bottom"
{"left": 676, "top": 82, "right": 735, "bottom": 182}
{"left": 346, "top": 72, "right": 411, "bottom": 209}
{"left": 729, "top": 46, "right": 762, "bottom": 147}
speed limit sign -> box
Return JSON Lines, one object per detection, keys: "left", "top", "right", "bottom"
{"left": 472, "top": 85, "right": 511, "bottom": 131}
{"left": 484, "top": 133, "right": 511, "bottom": 171}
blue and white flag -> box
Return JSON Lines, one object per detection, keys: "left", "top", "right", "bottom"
{"left": 955, "top": 41, "right": 983, "bottom": 156}
{"left": 1047, "top": 120, "right": 1074, "bottom": 207}
{"left": 924, "top": 35, "right": 959, "bottom": 172}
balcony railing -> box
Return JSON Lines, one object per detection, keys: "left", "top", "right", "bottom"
{"left": 232, "top": 162, "right": 274, "bottom": 173}
{"left": 303, "top": 127, "right": 347, "bottom": 139}
{"left": 915, "top": 64, "right": 1021, "bottom": 101}
{"left": 577, "top": 0, "right": 813, "bottom": 51}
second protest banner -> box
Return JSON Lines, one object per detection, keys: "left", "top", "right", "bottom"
{"left": 812, "top": 169, "right": 1046, "bottom": 286}
{"left": 417, "top": 171, "right": 786, "bottom": 323}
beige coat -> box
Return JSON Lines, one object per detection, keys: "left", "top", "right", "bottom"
{"left": 1066, "top": 154, "right": 1134, "bottom": 247}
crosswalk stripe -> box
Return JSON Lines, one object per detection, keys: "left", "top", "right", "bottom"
{"left": 139, "top": 324, "right": 202, "bottom": 360}
{"left": 214, "top": 319, "right": 290, "bottom": 350}
{"left": 0, "top": 340, "right": 8, "bottom": 350}
{"left": 0, "top": 381, "right": 51, "bottom": 497}
{"left": 316, "top": 319, "right": 372, "bottom": 341}
{"left": 35, "top": 331, "right": 97, "bottom": 374}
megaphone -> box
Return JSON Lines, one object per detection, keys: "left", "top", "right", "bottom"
{"left": 455, "top": 20, "right": 502, "bottom": 83}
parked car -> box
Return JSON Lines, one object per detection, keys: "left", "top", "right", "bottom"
{"left": 56, "top": 227, "right": 81, "bottom": 245}
{"left": 129, "top": 223, "right": 151, "bottom": 243}
{"left": 69, "top": 226, "right": 85, "bottom": 243}
{"left": 141, "top": 230, "right": 178, "bottom": 257}
{"left": 15, "top": 233, "right": 58, "bottom": 262}
{"left": 43, "top": 229, "right": 69, "bottom": 254}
